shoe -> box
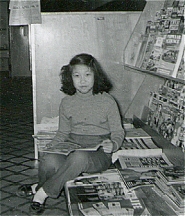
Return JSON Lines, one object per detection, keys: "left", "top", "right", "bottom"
{"left": 16, "top": 184, "right": 33, "bottom": 197}
{"left": 29, "top": 201, "right": 45, "bottom": 215}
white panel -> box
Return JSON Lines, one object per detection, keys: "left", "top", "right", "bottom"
{"left": 31, "top": 12, "right": 140, "bottom": 123}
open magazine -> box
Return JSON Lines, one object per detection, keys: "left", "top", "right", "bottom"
{"left": 38, "top": 141, "right": 102, "bottom": 155}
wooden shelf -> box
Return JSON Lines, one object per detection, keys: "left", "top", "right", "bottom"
{"left": 125, "top": 64, "right": 185, "bottom": 84}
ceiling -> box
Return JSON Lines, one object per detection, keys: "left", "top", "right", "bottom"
{"left": 41, "top": 0, "right": 146, "bottom": 12}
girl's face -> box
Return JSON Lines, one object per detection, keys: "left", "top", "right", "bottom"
{"left": 72, "top": 64, "right": 94, "bottom": 94}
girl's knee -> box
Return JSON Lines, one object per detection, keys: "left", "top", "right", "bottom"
{"left": 40, "top": 153, "right": 66, "bottom": 168}
{"left": 40, "top": 153, "right": 55, "bottom": 163}
{"left": 68, "top": 151, "right": 89, "bottom": 164}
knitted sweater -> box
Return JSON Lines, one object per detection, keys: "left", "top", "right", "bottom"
{"left": 50, "top": 92, "right": 125, "bottom": 152}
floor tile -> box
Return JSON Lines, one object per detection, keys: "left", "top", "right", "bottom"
{"left": 1, "top": 155, "right": 16, "bottom": 161}
{"left": 0, "top": 161, "right": 15, "bottom": 169}
{"left": 4, "top": 173, "right": 29, "bottom": 183}
{"left": 6, "top": 165, "right": 30, "bottom": 173}
{"left": 0, "top": 170, "right": 13, "bottom": 178}
{"left": 0, "top": 191, "right": 11, "bottom": 200}
{"left": 1, "top": 195, "right": 30, "bottom": 207}
{"left": 0, "top": 77, "right": 69, "bottom": 215}
{"left": 0, "top": 204, "right": 10, "bottom": 213}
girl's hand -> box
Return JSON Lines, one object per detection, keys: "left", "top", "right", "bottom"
{"left": 101, "top": 139, "right": 113, "bottom": 153}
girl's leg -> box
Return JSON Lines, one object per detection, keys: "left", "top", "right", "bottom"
{"left": 32, "top": 153, "right": 67, "bottom": 205}
{"left": 36, "top": 153, "right": 67, "bottom": 191}
{"left": 42, "top": 149, "right": 111, "bottom": 198}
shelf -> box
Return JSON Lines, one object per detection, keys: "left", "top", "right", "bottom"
{"left": 125, "top": 64, "right": 185, "bottom": 84}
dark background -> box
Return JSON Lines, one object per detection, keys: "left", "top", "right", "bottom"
{"left": 40, "top": 0, "right": 146, "bottom": 12}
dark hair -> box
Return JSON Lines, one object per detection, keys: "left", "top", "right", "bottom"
{"left": 60, "top": 53, "right": 112, "bottom": 95}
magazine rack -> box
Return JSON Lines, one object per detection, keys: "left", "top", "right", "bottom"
{"left": 124, "top": 0, "right": 184, "bottom": 82}
{"left": 124, "top": 0, "right": 185, "bottom": 151}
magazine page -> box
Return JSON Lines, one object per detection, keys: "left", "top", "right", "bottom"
{"left": 118, "top": 152, "right": 173, "bottom": 172}
{"left": 139, "top": 33, "right": 160, "bottom": 71}
{"left": 176, "top": 46, "right": 185, "bottom": 80}
{"left": 38, "top": 141, "right": 102, "bottom": 155}
{"left": 157, "top": 34, "right": 184, "bottom": 77}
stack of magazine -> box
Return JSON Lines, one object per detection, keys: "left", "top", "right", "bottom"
{"left": 117, "top": 149, "right": 173, "bottom": 172}
{"left": 153, "top": 168, "right": 185, "bottom": 214}
{"left": 65, "top": 169, "right": 149, "bottom": 216}
{"left": 65, "top": 167, "right": 183, "bottom": 216}
{"left": 113, "top": 128, "right": 173, "bottom": 172}
{"left": 124, "top": 127, "right": 159, "bottom": 150}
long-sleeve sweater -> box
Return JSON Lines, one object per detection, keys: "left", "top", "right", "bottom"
{"left": 50, "top": 92, "right": 125, "bottom": 152}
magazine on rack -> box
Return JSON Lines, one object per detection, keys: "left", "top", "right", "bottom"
{"left": 157, "top": 34, "right": 184, "bottom": 77}
{"left": 176, "top": 46, "right": 185, "bottom": 80}
{"left": 139, "top": 32, "right": 184, "bottom": 78}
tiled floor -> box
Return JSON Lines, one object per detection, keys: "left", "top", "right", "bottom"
{"left": 0, "top": 77, "right": 69, "bottom": 215}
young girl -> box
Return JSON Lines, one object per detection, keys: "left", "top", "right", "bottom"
{"left": 17, "top": 53, "right": 125, "bottom": 214}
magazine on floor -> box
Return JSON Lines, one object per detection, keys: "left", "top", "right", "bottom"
{"left": 125, "top": 128, "right": 151, "bottom": 139}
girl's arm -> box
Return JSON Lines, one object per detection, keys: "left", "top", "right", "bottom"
{"left": 48, "top": 101, "right": 71, "bottom": 146}
{"left": 107, "top": 99, "right": 125, "bottom": 152}
{"left": 101, "top": 131, "right": 125, "bottom": 153}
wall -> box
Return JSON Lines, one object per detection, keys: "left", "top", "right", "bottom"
{"left": 0, "top": 0, "right": 10, "bottom": 77}
{"left": 10, "top": 26, "right": 31, "bottom": 77}
{"left": 120, "top": 67, "right": 164, "bottom": 119}
{"left": 31, "top": 12, "right": 141, "bottom": 124}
